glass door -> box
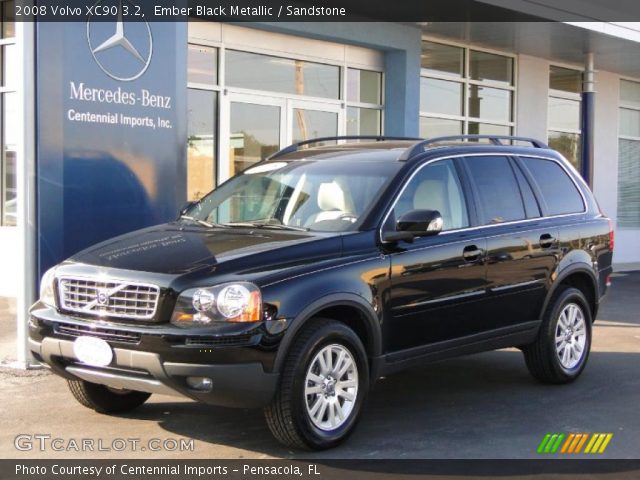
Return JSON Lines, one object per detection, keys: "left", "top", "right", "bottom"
{"left": 221, "top": 92, "right": 286, "bottom": 181}
{"left": 221, "top": 94, "right": 344, "bottom": 182}
{"left": 287, "top": 99, "right": 344, "bottom": 145}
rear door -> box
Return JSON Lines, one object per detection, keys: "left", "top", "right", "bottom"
{"left": 462, "top": 155, "right": 559, "bottom": 332}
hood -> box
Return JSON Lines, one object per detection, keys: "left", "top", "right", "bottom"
{"left": 69, "top": 222, "right": 342, "bottom": 275}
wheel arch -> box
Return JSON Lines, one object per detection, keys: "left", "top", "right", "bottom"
{"left": 542, "top": 263, "right": 598, "bottom": 321}
{"left": 273, "top": 293, "right": 383, "bottom": 375}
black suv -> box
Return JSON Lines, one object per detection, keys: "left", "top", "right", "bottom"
{"left": 29, "top": 135, "right": 613, "bottom": 450}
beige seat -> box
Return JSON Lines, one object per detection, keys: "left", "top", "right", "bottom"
{"left": 305, "top": 181, "right": 351, "bottom": 226}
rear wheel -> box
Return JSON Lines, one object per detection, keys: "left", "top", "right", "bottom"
{"left": 264, "top": 318, "right": 369, "bottom": 450}
{"left": 67, "top": 379, "right": 151, "bottom": 413}
{"left": 523, "top": 287, "right": 592, "bottom": 384}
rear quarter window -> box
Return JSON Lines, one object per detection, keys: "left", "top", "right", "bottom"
{"left": 521, "top": 157, "right": 584, "bottom": 216}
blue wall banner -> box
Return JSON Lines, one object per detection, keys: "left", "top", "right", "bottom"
{"left": 36, "top": 14, "right": 187, "bottom": 276}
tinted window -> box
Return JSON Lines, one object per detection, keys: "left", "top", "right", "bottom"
{"left": 465, "top": 156, "right": 525, "bottom": 224}
{"left": 521, "top": 157, "right": 584, "bottom": 215}
{"left": 513, "top": 163, "right": 541, "bottom": 218}
{"left": 388, "top": 159, "right": 469, "bottom": 231}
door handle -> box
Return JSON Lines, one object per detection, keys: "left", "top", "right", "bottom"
{"left": 540, "top": 233, "right": 557, "bottom": 248}
{"left": 462, "top": 245, "right": 483, "bottom": 262}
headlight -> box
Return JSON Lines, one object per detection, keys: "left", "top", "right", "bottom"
{"left": 171, "top": 282, "right": 262, "bottom": 327}
{"left": 40, "top": 267, "right": 57, "bottom": 308}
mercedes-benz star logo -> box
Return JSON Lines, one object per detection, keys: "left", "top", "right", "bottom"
{"left": 86, "top": 0, "right": 153, "bottom": 82}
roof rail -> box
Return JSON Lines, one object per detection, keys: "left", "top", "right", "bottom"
{"left": 267, "top": 135, "right": 423, "bottom": 160}
{"left": 400, "top": 135, "right": 549, "bottom": 160}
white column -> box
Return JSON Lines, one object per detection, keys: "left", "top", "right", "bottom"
{"left": 15, "top": 21, "right": 37, "bottom": 369}
{"left": 515, "top": 54, "right": 549, "bottom": 141}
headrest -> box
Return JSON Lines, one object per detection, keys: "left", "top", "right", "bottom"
{"left": 317, "top": 181, "right": 347, "bottom": 212}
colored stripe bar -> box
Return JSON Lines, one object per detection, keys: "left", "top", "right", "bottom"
{"left": 537, "top": 434, "right": 552, "bottom": 453}
{"left": 550, "top": 433, "right": 565, "bottom": 453}
{"left": 584, "top": 433, "right": 600, "bottom": 453}
{"left": 545, "top": 434, "right": 559, "bottom": 453}
{"left": 574, "top": 433, "right": 589, "bottom": 453}
{"left": 598, "top": 434, "right": 613, "bottom": 453}
{"left": 560, "top": 433, "right": 576, "bottom": 453}
{"left": 568, "top": 433, "right": 583, "bottom": 453}
{"left": 590, "top": 434, "right": 607, "bottom": 454}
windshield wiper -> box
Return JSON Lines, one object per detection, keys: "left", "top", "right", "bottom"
{"left": 219, "top": 220, "right": 309, "bottom": 232}
{"left": 179, "top": 215, "right": 217, "bottom": 228}
{"left": 250, "top": 222, "right": 309, "bottom": 232}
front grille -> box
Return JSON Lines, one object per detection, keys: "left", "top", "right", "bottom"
{"left": 55, "top": 323, "right": 142, "bottom": 344}
{"left": 58, "top": 277, "right": 160, "bottom": 320}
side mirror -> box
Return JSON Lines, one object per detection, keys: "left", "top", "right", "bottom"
{"left": 397, "top": 209, "right": 443, "bottom": 237}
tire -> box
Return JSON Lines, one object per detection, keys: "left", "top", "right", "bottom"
{"left": 264, "top": 318, "right": 369, "bottom": 450}
{"left": 67, "top": 379, "right": 151, "bottom": 413}
{"left": 523, "top": 287, "right": 592, "bottom": 384}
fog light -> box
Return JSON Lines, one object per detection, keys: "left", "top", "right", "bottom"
{"left": 186, "top": 376, "right": 213, "bottom": 392}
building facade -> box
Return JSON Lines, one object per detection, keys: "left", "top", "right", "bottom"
{"left": 2, "top": 4, "right": 640, "bottom": 364}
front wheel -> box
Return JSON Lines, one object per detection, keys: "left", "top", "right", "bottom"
{"left": 523, "top": 287, "right": 592, "bottom": 384}
{"left": 264, "top": 319, "right": 369, "bottom": 450}
{"left": 67, "top": 379, "right": 151, "bottom": 413}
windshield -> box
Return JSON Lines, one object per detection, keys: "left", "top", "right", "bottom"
{"left": 185, "top": 159, "right": 401, "bottom": 232}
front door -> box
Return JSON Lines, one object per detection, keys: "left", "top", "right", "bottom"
{"left": 384, "top": 158, "right": 490, "bottom": 353}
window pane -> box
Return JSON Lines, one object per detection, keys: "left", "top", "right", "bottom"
{"left": 464, "top": 156, "right": 525, "bottom": 224}
{"left": 468, "top": 85, "right": 512, "bottom": 121}
{"left": 467, "top": 122, "right": 511, "bottom": 136}
{"left": 617, "top": 139, "right": 640, "bottom": 228}
{"left": 420, "top": 77, "right": 463, "bottom": 116}
{"left": 548, "top": 131, "right": 581, "bottom": 171}
{"left": 522, "top": 157, "right": 584, "bottom": 215}
{"left": 419, "top": 117, "right": 462, "bottom": 138}
{"left": 226, "top": 50, "right": 340, "bottom": 99}
{"left": 550, "top": 66, "right": 582, "bottom": 94}
{"left": 292, "top": 109, "right": 338, "bottom": 144}
{"left": 2, "top": 1, "right": 14, "bottom": 39}
{"left": 421, "top": 41, "right": 464, "bottom": 77}
{"left": 347, "top": 69, "right": 382, "bottom": 104}
{"left": 513, "top": 162, "right": 541, "bottom": 218}
{"left": 187, "top": 89, "right": 216, "bottom": 201}
{"left": 620, "top": 108, "right": 640, "bottom": 138}
{"left": 347, "top": 107, "right": 381, "bottom": 136}
{"left": 469, "top": 50, "right": 513, "bottom": 86}
{"left": 230, "top": 102, "right": 280, "bottom": 176}
{"left": 2, "top": 92, "right": 17, "bottom": 226}
{"left": 621, "top": 80, "right": 640, "bottom": 108}
{"left": 187, "top": 44, "right": 217, "bottom": 85}
{"left": 390, "top": 159, "right": 469, "bottom": 231}
{"left": 548, "top": 96, "right": 580, "bottom": 131}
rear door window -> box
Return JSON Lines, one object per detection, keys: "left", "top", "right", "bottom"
{"left": 520, "top": 157, "right": 584, "bottom": 215}
{"left": 463, "top": 156, "right": 526, "bottom": 225}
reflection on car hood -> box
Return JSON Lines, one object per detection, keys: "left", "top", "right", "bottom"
{"left": 69, "top": 222, "right": 341, "bottom": 275}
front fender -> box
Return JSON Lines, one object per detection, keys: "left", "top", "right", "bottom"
{"left": 271, "top": 292, "right": 383, "bottom": 375}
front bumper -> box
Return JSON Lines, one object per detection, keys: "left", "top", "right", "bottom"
{"left": 29, "top": 308, "right": 281, "bottom": 408}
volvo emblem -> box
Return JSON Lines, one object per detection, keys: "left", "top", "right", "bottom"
{"left": 86, "top": 0, "right": 153, "bottom": 82}
{"left": 96, "top": 289, "right": 109, "bottom": 305}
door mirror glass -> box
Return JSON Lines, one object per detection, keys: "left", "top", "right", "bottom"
{"left": 397, "top": 209, "right": 443, "bottom": 236}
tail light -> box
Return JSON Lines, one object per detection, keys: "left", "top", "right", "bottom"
{"left": 608, "top": 219, "right": 615, "bottom": 252}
